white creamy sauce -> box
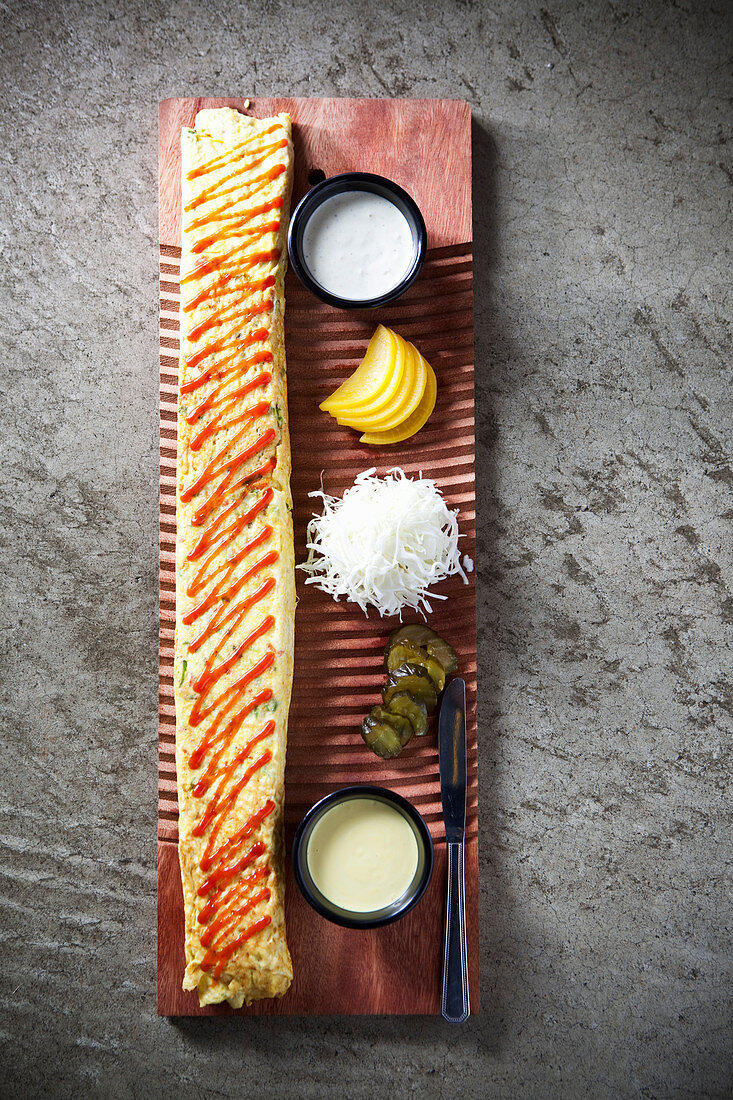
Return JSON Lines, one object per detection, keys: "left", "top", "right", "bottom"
{"left": 302, "top": 191, "right": 414, "bottom": 301}
{"left": 306, "top": 797, "right": 419, "bottom": 913}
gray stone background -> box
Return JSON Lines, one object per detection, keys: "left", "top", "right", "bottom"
{"left": 1, "top": 0, "right": 730, "bottom": 1096}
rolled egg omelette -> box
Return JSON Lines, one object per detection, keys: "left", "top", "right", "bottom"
{"left": 174, "top": 107, "right": 294, "bottom": 1007}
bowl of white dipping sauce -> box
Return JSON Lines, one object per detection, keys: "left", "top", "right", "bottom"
{"left": 287, "top": 173, "right": 427, "bottom": 309}
{"left": 292, "top": 785, "right": 433, "bottom": 928}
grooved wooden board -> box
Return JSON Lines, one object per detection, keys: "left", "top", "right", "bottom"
{"left": 158, "top": 97, "right": 478, "bottom": 1016}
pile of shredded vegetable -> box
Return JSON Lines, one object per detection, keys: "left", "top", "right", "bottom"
{"left": 299, "top": 468, "right": 468, "bottom": 618}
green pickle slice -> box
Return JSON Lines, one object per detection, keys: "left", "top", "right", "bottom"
{"left": 385, "top": 692, "right": 429, "bottom": 736}
{"left": 361, "top": 705, "right": 414, "bottom": 759}
{"left": 385, "top": 640, "right": 445, "bottom": 691}
{"left": 386, "top": 624, "right": 458, "bottom": 676}
{"left": 383, "top": 663, "right": 439, "bottom": 711}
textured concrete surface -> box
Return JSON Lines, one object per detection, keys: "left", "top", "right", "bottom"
{"left": 1, "top": 0, "right": 731, "bottom": 1096}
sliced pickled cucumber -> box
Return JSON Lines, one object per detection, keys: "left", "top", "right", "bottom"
{"left": 361, "top": 715, "right": 403, "bottom": 759}
{"left": 386, "top": 624, "right": 458, "bottom": 676}
{"left": 386, "top": 693, "right": 429, "bottom": 736}
{"left": 361, "top": 705, "right": 414, "bottom": 759}
{"left": 360, "top": 627, "right": 458, "bottom": 759}
{"left": 383, "top": 663, "right": 438, "bottom": 712}
{"left": 385, "top": 640, "right": 446, "bottom": 692}
{"left": 371, "top": 705, "right": 413, "bottom": 746}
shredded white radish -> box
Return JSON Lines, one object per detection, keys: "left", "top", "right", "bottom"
{"left": 299, "top": 467, "right": 468, "bottom": 618}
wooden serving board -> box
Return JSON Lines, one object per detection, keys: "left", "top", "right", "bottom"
{"left": 158, "top": 97, "right": 478, "bottom": 1016}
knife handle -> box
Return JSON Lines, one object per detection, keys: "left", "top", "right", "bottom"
{"left": 441, "top": 839, "right": 470, "bottom": 1023}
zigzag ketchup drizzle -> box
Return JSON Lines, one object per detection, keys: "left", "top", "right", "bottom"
{"left": 179, "top": 123, "right": 288, "bottom": 982}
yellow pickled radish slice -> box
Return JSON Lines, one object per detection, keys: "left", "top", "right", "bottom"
{"left": 330, "top": 330, "right": 409, "bottom": 418}
{"left": 338, "top": 340, "right": 427, "bottom": 431}
{"left": 320, "top": 325, "right": 397, "bottom": 412}
{"left": 359, "top": 360, "right": 437, "bottom": 445}
{"left": 334, "top": 334, "right": 414, "bottom": 428}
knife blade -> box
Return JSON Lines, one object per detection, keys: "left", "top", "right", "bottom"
{"left": 439, "top": 676, "right": 470, "bottom": 1023}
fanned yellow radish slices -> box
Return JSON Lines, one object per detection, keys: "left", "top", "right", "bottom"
{"left": 319, "top": 325, "right": 437, "bottom": 445}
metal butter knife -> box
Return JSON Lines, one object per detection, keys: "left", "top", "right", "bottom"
{"left": 439, "top": 676, "right": 470, "bottom": 1023}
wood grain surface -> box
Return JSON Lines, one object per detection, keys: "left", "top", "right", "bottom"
{"left": 158, "top": 97, "right": 478, "bottom": 1016}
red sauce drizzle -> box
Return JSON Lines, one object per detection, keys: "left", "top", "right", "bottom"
{"left": 185, "top": 301, "right": 274, "bottom": 371}
{"left": 181, "top": 242, "right": 280, "bottom": 285}
{"left": 184, "top": 163, "right": 287, "bottom": 213}
{"left": 186, "top": 142, "right": 287, "bottom": 208}
{"left": 186, "top": 125, "right": 283, "bottom": 179}
{"left": 179, "top": 123, "right": 288, "bottom": 983}
{"left": 183, "top": 274, "right": 275, "bottom": 314}
{"left": 191, "top": 203, "right": 283, "bottom": 252}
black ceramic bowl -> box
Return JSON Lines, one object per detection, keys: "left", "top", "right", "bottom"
{"left": 287, "top": 172, "right": 427, "bottom": 310}
{"left": 292, "top": 785, "right": 434, "bottom": 929}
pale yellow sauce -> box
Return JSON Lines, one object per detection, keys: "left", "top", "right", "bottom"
{"left": 307, "top": 798, "right": 419, "bottom": 913}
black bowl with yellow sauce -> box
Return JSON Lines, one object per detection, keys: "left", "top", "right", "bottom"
{"left": 292, "top": 785, "right": 434, "bottom": 929}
